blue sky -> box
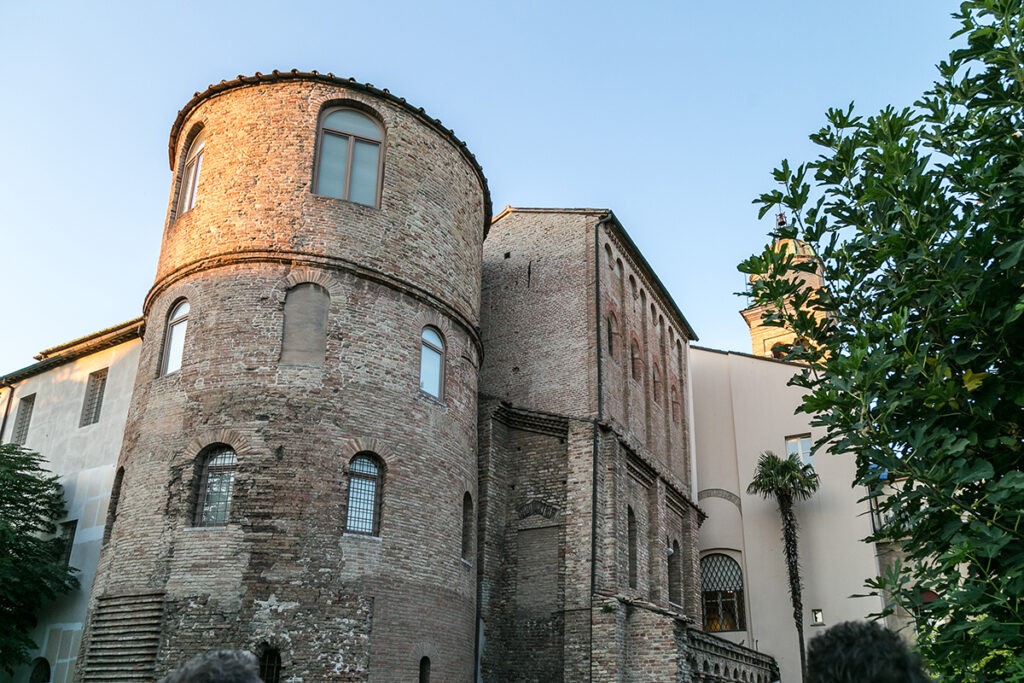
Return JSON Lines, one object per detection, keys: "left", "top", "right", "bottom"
{"left": 0, "top": 1, "right": 962, "bottom": 369}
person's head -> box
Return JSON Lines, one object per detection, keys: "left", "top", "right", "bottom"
{"left": 157, "top": 649, "right": 261, "bottom": 683}
{"left": 807, "top": 621, "right": 930, "bottom": 683}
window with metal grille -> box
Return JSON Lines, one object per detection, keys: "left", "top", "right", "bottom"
{"left": 258, "top": 646, "right": 281, "bottom": 683}
{"left": 786, "top": 434, "right": 813, "bottom": 467}
{"left": 11, "top": 393, "right": 35, "bottom": 445}
{"left": 701, "top": 553, "right": 746, "bottom": 632}
{"left": 58, "top": 520, "right": 77, "bottom": 568}
{"left": 195, "top": 446, "right": 237, "bottom": 527}
{"left": 79, "top": 368, "right": 108, "bottom": 427}
{"left": 346, "top": 454, "right": 382, "bottom": 535}
{"left": 627, "top": 506, "right": 638, "bottom": 589}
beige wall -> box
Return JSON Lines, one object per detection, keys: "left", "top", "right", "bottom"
{"left": 691, "top": 346, "right": 883, "bottom": 682}
{"left": 1, "top": 338, "right": 140, "bottom": 683}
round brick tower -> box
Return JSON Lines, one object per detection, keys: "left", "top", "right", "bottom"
{"left": 80, "top": 72, "right": 489, "bottom": 682}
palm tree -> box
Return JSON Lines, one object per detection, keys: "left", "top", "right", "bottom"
{"left": 747, "top": 450, "right": 820, "bottom": 683}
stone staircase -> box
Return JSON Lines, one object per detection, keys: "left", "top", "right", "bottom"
{"left": 81, "top": 592, "right": 165, "bottom": 681}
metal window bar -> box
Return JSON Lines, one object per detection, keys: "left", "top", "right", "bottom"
{"left": 197, "top": 447, "right": 237, "bottom": 526}
{"left": 11, "top": 394, "right": 35, "bottom": 445}
{"left": 80, "top": 368, "right": 108, "bottom": 427}
{"left": 701, "top": 554, "right": 746, "bottom": 631}
{"left": 259, "top": 648, "right": 281, "bottom": 683}
{"left": 346, "top": 456, "right": 380, "bottom": 535}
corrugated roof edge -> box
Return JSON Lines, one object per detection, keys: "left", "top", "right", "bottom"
{"left": 2, "top": 318, "right": 144, "bottom": 384}
{"left": 168, "top": 70, "right": 492, "bottom": 237}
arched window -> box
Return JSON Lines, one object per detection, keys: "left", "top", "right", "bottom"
{"left": 630, "top": 340, "right": 643, "bottom": 381}
{"left": 671, "top": 385, "right": 682, "bottom": 425}
{"left": 161, "top": 300, "right": 190, "bottom": 376}
{"left": 418, "top": 656, "right": 431, "bottom": 683}
{"left": 652, "top": 363, "right": 663, "bottom": 403}
{"left": 103, "top": 466, "right": 125, "bottom": 546}
{"left": 346, "top": 454, "right": 382, "bottom": 535}
{"left": 280, "top": 283, "right": 329, "bottom": 366}
{"left": 627, "top": 506, "right": 638, "bottom": 589}
{"left": 462, "top": 492, "right": 474, "bottom": 562}
{"left": 668, "top": 539, "right": 681, "bottom": 605}
{"left": 29, "top": 657, "right": 50, "bottom": 683}
{"left": 701, "top": 553, "right": 746, "bottom": 632}
{"left": 315, "top": 108, "right": 384, "bottom": 206}
{"left": 419, "top": 327, "right": 445, "bottom": 399}
{"left": 607, "top": 312, "right": 620, "bottom": 360}
{"left": 258, "top": 646, "right": 281, "bottom": 683}
{"left": 175, "top": 132, "right": 205, "bottom": 216}
{"left": 195, "top": 445, "right": 237, "bottom": 527}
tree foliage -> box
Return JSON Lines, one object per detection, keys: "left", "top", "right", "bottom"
{"left": 747, "top": 451, "right": 820, "bottom": 683}
{"left": 0, "top": 443, "right": 78, "bottom": 673}
{"left": 740, "top": 2, "right": 1024, "bottom": 680}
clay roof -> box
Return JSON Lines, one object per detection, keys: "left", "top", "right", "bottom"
{"left": 167, "top": 70, "right": 491, "bottom": 234}
{"left": 2, "top": 318, "right": 144, "bottom": 384}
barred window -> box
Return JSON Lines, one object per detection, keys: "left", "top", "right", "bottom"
{"left": 701, "top": 553, "right": 746, "bottom": 632}
{"left": 258, "top": 646, "right": 281, "bottom": 683}
{"left": 346, "top": 454, "right": 382, "bottom": 535}
{"left": 195, "top": 445, "right": 237, "bottom": 527}
{"left": 11, "top": 393, "right": 35, "bottom": 445}
{"left": 80, "top": 368, "right": 108, "bottom": 427}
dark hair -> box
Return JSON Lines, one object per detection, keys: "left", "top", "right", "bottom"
{"left": 158, "top": 650, "right": 261, "bottom": 683}
{"left": 807, "top": 621, "right": 930, "bottom": 683}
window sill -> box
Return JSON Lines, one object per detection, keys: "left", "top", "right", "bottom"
{"left": 310, "top": 193, "right": 380, "bottom": 211}
{"left": 185, "top": 525, "right": 228, "bottom": 531}
{"left": 343, "top": 532, "right": 382, "bottom": 542}
{"left": 418, "top": 390, "right": 446, "bottom": 406}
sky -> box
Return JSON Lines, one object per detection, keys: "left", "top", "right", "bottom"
{"left": 0, "top": 1, "right": 963, "bottom": 370}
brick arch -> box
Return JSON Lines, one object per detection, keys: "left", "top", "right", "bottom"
{"left": 337, "top": 438, "right": 396, "bottom": 471}
{"left": 248, "top": 636, "right": 291, "bottom": 670}
{"left": 168, "top": 121, "right": 206, "bottom": 225}
{"left": 272, "top": 267, "right": 344, "bottom": 305}
{"left": 185, "top": 429, "right": 256, "bottom": 459}
{"left": 412, "top": 310, "right": 454, "bottom": 339}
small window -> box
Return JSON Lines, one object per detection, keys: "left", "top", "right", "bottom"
{"left": 668, "top": 539, "right": 681, "bottom": 605}
{"left": 652, "top": 363, "right": 663, "bottom": 403}
{"left": 280, "top": 283, "right": 329, "bottom": 366}
{"left": 195, "top": 445, "right": 237, "bottom": 527}
{"left": 630, "top": 340, "right": 642, "bottom": 381}
{"left": 607, "top": 313, "right": 620, "bottom": 360}
{"left": 419, "top": 656, "right": 430, "bottom": 683}
{"left": 419, "top": 327, "right": 445, "bottom": 399}
{"left": 259, "top": 646, "right": 281, "bottom": 683}
{"left": 462, "top": 492, "right": 474, "bottom": 562}
{"left": 701, "top": 553, "right": 746, "bottom": 632}
{"left": 80, "top": 368, "right": 109, "bottom": 427}
{"left": 786, "top": 434, "right": 813, "bottom": 467}
{"left": 315, "top": 108, "right": 384, "bottom": 206}
{"left": 627, "top": 506, "right": 638, "bottom": 589}
{"left": 29, "top": 658, "right": 51, "bottom": 683}
{"left": 671, "top": 385, "right": 681, "bottom": 425}
{"left": 11, "top": 393, "right": 35, "bottom": 445}
{"left": 58, "top": 520, "right": 78, "bottom": 568}
{"left": 175, "top": 133, "right": 205, "bottom": 216}
{"left": 103, "top": 467, "right": 125, "bottom": 546}
{"left": 161, "top": 300, "right": 190, "bottom": 376}
{"left": 346, "top": 454, "right": 382, "bottom": 536}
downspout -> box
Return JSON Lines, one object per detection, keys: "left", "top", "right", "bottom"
{"left": 590, "top": 213, "right": 614, "bottom": 681}
{"left": 0, "top": 379, "right": 15, "bottom": 442}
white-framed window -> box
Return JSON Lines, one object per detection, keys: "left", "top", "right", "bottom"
{"left": 314, "top": 108, "right": 384, "bottom": 206}
{"left": 161, "top": 300, "right": 190, "bottom": 376}
{"left": 419, "top": 327, "right": 445, "bottom": 399}
{"left": 786, "top": 434, "right": 813, "bottom": 467}
{"left": 175, "top": 133, "right": 205, "bottom": 216}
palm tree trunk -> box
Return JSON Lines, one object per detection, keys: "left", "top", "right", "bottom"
{"left": 778, "top": 494, "right": 806, "bottom": 683}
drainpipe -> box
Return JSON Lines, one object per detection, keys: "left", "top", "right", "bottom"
{"left": 590, "top": 212, "right": 615, "bottom": 681}
{"left": 0, "top": 379, "right": 15, "bottom": 442}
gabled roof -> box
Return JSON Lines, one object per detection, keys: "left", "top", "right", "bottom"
{"left": 2, "top": 318, "right": 144, "bottom": 384}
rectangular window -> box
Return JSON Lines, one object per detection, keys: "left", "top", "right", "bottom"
{"left": 58, "top": 520, "right": 78, "bottom": 567}
{"left": 786, "top": 434, "right": 813, "bottom": 467}
{"left": 11, "top": 393, "right": 36, "bottom": 445}
{"left": 79, "top": 368, "right": 109, "bottom": 427}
